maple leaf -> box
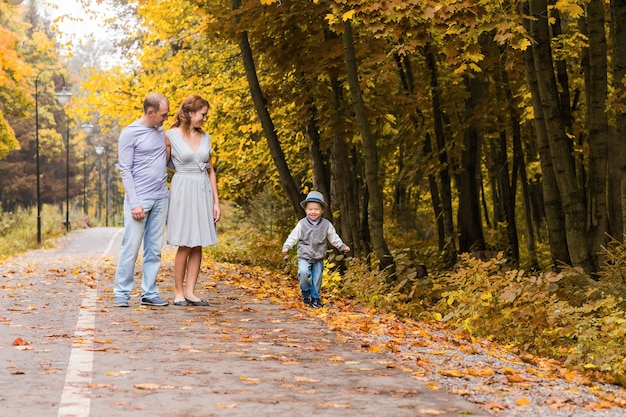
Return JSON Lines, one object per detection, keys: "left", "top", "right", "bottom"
{"left": 12, "top": 337, "right": 29, "bottom": 346}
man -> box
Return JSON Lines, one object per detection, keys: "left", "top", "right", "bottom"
{"left": 113, "top": 93, "right": 170, "bottom": 307}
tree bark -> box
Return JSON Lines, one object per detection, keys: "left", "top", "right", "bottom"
{"left": 529, "top": 0, "right": 595, "bottom": 273}
{"left": 306, "top": 106, "right": 331, "bottom": 206}
{"left": 342, "top": 19, "right": 394, "bottom": 273}
{"left": 457, "top": 125, "right": 486, "bottom": 254}
{"left": 329, "top": 75, "right": 368, "bottom": 257}
{"left": 611, "top": 0, "right": 626, "bottom": 239}
{"left": 501, "top": 65, "right": 537, "bottom": 268}
{"left": 424, "top": 44, "right": 457, "bottom": 266}
{"left": 582, "top": 0, "right": 609, "bottom": 266}
{"left": 457, "top": 73, "right": 486, "bottom": 254}
{"left": 521, "top": 1, "right": 571, "bottom": 268}
{"left": 232, "top": 0, "right": 302, "bottom": 215}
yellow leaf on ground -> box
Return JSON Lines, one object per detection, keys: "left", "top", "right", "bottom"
{"left": 106, "top": 371, "right": 130, "bottom": 377}
{"left": 516, "top": 397, "right": 532, "bottom": 405}
{"left": 468, "top": 368, "right": 496, "bottom": 377}
{"left": 427, "top": 382, "right": 441, "bottom": 390}
{"left": 317, "top": 402, "right": 352, "bottom": 408}
{"left": 503, "top": 366, "right": 517, "bottom": 374}
{"left": 438, "top": 369, "right": 465, "bottom": 378}
{"left": 134, "top": 383, "right": 174, "bottom": 390}
{"left": 240, "top": 375, "right": 261, "bottom": 384}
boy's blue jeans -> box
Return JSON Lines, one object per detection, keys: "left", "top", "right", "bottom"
{"left": 114, "top": 197, "right": 168, "bottom": 300}
{"left": 298, "top": 259, "right": 323, "bottom": 301}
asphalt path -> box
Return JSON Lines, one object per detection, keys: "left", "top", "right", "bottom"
{"left": 0, "top": 227, "right": 488, "bottom": 416}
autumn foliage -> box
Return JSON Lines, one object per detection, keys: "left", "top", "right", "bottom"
{"left": 4, "top": 0, "right": 626, "bottom": 392}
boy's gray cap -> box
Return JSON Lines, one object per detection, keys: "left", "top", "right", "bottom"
{"left": 300, "top": 191, "right": 328, "bottom": 209}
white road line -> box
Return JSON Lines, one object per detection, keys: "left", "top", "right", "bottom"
{"left": 57, "top": 289, "right": 97, "bottom": 417}
{"left": 57, "top": 229, "right": 122, "bottom": 417}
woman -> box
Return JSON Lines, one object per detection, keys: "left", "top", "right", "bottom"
{"left": 166, "top": 95, "right": 221, "bottom": 306}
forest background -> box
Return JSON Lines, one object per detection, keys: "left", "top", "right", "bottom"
{"left": 3, "top": 0, "right": 626, "bottom": 388}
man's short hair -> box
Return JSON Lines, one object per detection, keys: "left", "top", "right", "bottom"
{"left": 143, "top": 93, "right": 168, "bottom": 113}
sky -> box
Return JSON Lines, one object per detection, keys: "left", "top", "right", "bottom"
{"left": 42, "top": 0, "right": 121, "bottom": 67}
{"left": 44, "top": 0, "right": 106, "bottom": 40}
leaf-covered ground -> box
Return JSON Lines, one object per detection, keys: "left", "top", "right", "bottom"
{"left": 2, "top": 228, "right": 626, "bottom": 416}
{"left": 209, "top": 258, "right": 626, "bottom": 416}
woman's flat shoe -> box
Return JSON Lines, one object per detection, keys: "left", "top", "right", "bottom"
{"left": 173, "top": 299, "right": 189, "bottom": 306}
{"left": 185, "top": 298, "right": 209, "bottom": 306}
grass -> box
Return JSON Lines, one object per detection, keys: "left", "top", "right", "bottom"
{"left": 0, "top": 205, "right": 91, "bottom": 261}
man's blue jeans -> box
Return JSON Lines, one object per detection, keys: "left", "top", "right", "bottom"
{"left": 114, "top": 197, "right": 168, "bottom": 299}
{"left": 298, "top": 259, "right": 323, "bottom": 301}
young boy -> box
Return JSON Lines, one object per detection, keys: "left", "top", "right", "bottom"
{"left": 282, "top": 191, "right": 351, "bottom": 308}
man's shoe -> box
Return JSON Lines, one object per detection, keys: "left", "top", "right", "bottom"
{"left": 141, "top": 296, "right": 169, "bottom": 306}
{"left": 311, "top": 299, "right": 324, "bottom": 308}
{"left": 114, "top": 296, "right": 129, "bottom": 307}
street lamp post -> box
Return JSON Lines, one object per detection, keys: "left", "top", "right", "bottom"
{"left": 35, "top": 69, "right": 71, "bottom": 244}
{"left": 80, "top": 123, "right": 94, "bottom": 215}
{"left": 95, "top": 144, "right": 109, "bottom": 227}
{"left": 64, "top": 117, "right": 70, "bottom": 231}
{"left": 63, "top": 122, "right": 95, "bottom": 231}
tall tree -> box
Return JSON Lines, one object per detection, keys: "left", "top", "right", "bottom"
{"left": 231, "top": 0, "right": 302, "bottom": 215}
{"left": 342, "top": 19, "right": 394, "bottom": 273}
{"left": 528, "top": 0, "right": 595, "bottom": 273}
{"left": 582, "top": 0, "right": 609, "bottom": 265}
{"left": 611, "top": 0, "right": 626, "bottom": 239}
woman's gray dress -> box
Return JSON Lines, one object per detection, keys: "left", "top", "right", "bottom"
{"left": 166, "top": 130, "right": 218, "bottom": 247}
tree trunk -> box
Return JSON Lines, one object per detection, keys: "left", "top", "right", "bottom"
{"left": 501, "top": 65, "right": 537, "bottom": 268}
{"left": 232, "top": 0, "right": 302, "bottom": 215}
{"left": 457, "top": 73, "right": 486, "bottom": 254}
{"left": 457, "top": 125, "right": 486, "bottom": 254}
{"left": 424, "top": 44, "right": 457, "bottom": 266}
{"left": 330, "top": 136, "right": 367, "bottom": 257}
{"left": 306, "top": 106, "right": 331, "bottom": 206}
{"left": 521, "top": 1, "right": 571, "bottom": 268}
{"left": 529, "top": 0, "right": 595, "bottom": 273}
{"left": 611, "top": 0, "right": 626, "bottom": 239}
{"left": 329, "top": 73, "right": 367, "bottom": 257}
{"left": 582, "top": 0, "right": 609, "bottom": 267}
{"left": 342, "top": 19, "right": 394, "bottom": 273}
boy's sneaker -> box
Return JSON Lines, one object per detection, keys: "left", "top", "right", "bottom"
{"left": 141, "top": 296, "right": 169, "bottom": 306}
{"left": 114, "top": 296, "right": 129, "bottom": 308}
{"left": 311, "top": 299, "right": 324, "bottom": 308}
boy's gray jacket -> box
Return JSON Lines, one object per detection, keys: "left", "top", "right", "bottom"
{"left": 282, "top": 218, "right": 347, "bottom": 262}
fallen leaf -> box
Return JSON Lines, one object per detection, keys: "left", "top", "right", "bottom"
{"left": 507, "top": 374, "right": 526, "bottom": 383}
{"left": 317, "top": 403, "right": 352, "bottom": 408}
{"left": 134, "top": 383, "right": 174, "bottom": 390}
{"left": 438, "top": 369, "right": 465, "bottom": 378}
{"left": 468, "top": 367, "right": 496, "bottom": 377}
{"left": 107, "top": 371, "right": 130, "bottom": 377}
{"left": 295, "top": 376, "right": 320, "bottom": 382}
{"left": 240, "top": 375, "right": 261, "bottom": 384}
{"left": 417, "top": 409, "right": 446, "bottom": 415}
{"left": 13, "top": 337, "right": 29, "bottom": 346}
